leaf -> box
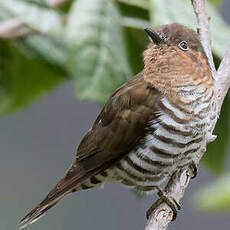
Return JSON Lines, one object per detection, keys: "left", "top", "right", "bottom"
{"left": 19, "top": 0, "right": 48, "bottom": 8}
{"left": 118, "top": 0, "right": 149, "bottom": 10}
{"left": 207, "top": 0, "right": 223, "bottom": 6}
{"left": 0, "top": 8, "right": 68, "bottom": 67}
{"left": 201, "top": 95, "right": 230, "bottom": 174}
{"left": 121, "top": 16, "right": 151, "bottom": 30}
{"left": 118, "top": 0, "right": 149, "bottom": 20}
{"left": 149, "top": 0, "right": 230, "bottom": 58}
{"left": 123, "top": 28, "right": 147, "bottom": 74}
{"left": 16, "top": 34, "right": 68, "bottom": 67}
{"left": 118, "top": 0, "right": 151, "bottom": 30}
{"left": 118, "top": 2, "right": 150, "bottom": 74}
{"left": 0, "top": 40, "right": 66, "bottom": 114}
{"left": 194, "top": 173, "right": 230, "bottom": 211}
{"left": 66, "top": 0, "right": 132, "bottom": 103}
{"left": 0, "top": 0, "right": 64, "bottom": 36}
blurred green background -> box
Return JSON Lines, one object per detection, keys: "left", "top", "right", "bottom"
{"left": 0, "top": 0, "right": 230, "bottom": 229}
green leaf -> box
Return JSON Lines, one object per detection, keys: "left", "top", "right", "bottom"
{"left": 149, "top": 0, "right": 230, "bottom": 58}
{"left": 66, "top": 0, "right": 132, "bottom": 103}
{"left": 118, "top": 0, "right": 150, "bottom": 29}
{"left": 121, "top": 16, "right": 151, "bottom": 30}
{"left": 16, "top": 35, "right": 68, "bottom": 68}
{"left": 19, "top": 0, "right": 48, "bottom": 8}
{"left": 207, "top": 0, "right": 223, "bottom": 7}
{"left": 118, "top": 0, "right": 150, "bottom": 10}
{"left": 194, "top": 173, "right": 230, "bottom": 211}
{"left": 0, "top": 40, "right": 66, "bottom": 114}
{"left": 0, "top": 7, "right": 68, "bottom": 68}
{"left": 118, "top": 2, "right": 150, "bottom": 73}
{"left": 118, "top": 0, "right": 149, "bottom": 20}
{"left": 123, "top": 28, "right": 147, "bottom": 74}
{"left": 201, "top": 95, "right": 230, "bottom": 174}
{"left": 0, "top": 0, "right": 64, "bottom": 36}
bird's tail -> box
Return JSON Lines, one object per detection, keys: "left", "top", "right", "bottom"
{"left": 19, "top": 195, "right": 64, "bottom": 229}
{"left": 19, "top": 163, "right": 91, "bottom": 229}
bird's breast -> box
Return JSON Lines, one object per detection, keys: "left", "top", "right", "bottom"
{"left": 112, "top": 89, "right": 215, "bottom": 192}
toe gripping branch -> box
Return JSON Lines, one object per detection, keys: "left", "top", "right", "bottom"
{"left": 146, "top": 189, "right": 181, "bottom": 221}
{"left": 146, "top": 162, "right": 198, "bottom": 221}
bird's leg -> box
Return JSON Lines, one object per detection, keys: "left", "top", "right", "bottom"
{"left": 146, "top": 163, "right": 198, "bottom": 220}
{"left": 146, "top": 187, "right": 180, "bottom": 221}
{"left": 189, "top": 161, "right": 198, "bottom": 179}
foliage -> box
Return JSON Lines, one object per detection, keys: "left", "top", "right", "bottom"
{"left": 194, "top": 173, "right": 230, "bottom": 211}
{"left": 0, "top": 0, "right": 230, "bottom": 209}
{"left": 66, "top": 0, "right": 131, "bottom": 103}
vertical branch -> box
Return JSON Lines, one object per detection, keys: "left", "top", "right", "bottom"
{"left": 191, "top": 0, "right": 216, "bottom": 74}
{"left": 215, "top": 46, "right": 230, "bottom": 113}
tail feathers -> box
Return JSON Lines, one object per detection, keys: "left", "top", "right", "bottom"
{"left": 19, "top": 163, "right": 87, "bottom": 229}
{"left": 19, "top": 196, "right": 63, "bottom": 230}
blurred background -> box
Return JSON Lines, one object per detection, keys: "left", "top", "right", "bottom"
{"left": 0, "top": 0, "right": 230, "bottom": 230}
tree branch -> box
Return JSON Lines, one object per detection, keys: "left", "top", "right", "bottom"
{"left": 144, "top": 0, "right": 230, "bottom": 229}
{"left": 145, "top": 168, "right": 193, "bottom": 230}
{"left": 216, "top": 46, "right": 230, "bottom": 113}
{"left": 191, "top": 0, "right": 216, "bottom": 74}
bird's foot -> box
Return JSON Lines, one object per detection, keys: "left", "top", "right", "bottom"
{"left": 189, "top": 161, "right": 198, "bottom": 179}
{"left": 146, "top": 188, "right": 180, "bottom": 221}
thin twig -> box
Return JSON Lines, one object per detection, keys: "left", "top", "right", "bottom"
{"left": 144, "top": 0, "right": 230, "bottom": 229}
{"left": 215, "top": 46, "right": 230, "bottom": 113}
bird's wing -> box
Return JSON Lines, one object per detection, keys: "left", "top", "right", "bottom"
{"left": 20, "top": 73, "right": 161, "bottom": 228}
{"left": 50, "top": 73, "right": 161, "bottom": 193}
{"left": 47, "top": 73, "right": 161, "bottom": 198}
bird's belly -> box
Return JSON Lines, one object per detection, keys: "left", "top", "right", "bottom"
{"left": 112, "top": 121, "right": 205, "bottom": 191}
{"left": 109, "top": 93, "right": 213, "bottom": 192}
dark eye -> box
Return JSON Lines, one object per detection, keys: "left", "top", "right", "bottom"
{"left": 178, "top": 41, "right": 189, "bottom": 51}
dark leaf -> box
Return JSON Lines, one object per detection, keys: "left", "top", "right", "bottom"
{"left": 0, "top": 40, "right": 67, "bottom": 114}
{"left": 194, "top": 173, "right": 230, "bottom": 211}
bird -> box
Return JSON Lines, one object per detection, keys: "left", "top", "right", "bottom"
{"left": 19, "top": 23, "right": 217, "bottom": 229}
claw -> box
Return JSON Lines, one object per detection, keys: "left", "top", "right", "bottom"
{"left": 189, "top": 162, "right": 198, "bottom": 179}
{"left": 146, "top": 188, "right": 180, "bottom": 221}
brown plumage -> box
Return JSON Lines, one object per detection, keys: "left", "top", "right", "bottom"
{"left": 20, "top": 23, "right": 216, "bottom": 229}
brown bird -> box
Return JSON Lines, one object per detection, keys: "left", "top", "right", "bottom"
{"left": 20, "top": 23, "right": 216, "bottom": 229}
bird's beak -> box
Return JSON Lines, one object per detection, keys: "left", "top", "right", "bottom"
{"left": 144, "top": 28, "right": 165, "bottom": 44}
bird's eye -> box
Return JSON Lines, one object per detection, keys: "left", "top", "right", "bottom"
{"left": 178, "top": 41, "right": 189, "bottom": 51}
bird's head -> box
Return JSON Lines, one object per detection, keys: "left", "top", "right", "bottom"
{"left": 144, "top": 23, "right": 205, "bottom": 54}
{"left": 143, "top": 23, "right": 213, "bottom": 97}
